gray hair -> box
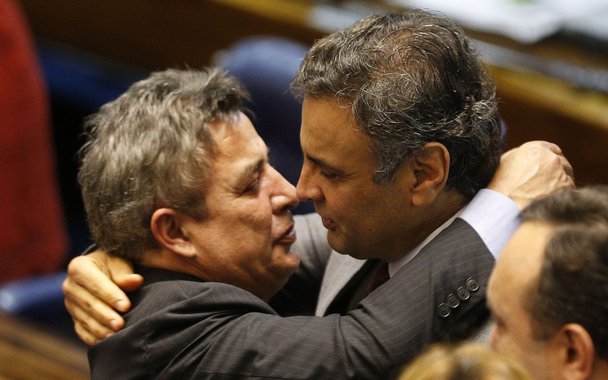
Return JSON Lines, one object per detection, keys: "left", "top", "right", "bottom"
{"left": 520, "top": 186, "right": 608, "bottom": 360}
{"left": 292, "top": 10, "right": 502, "bottom": 198}
{"left": 78, "top": 68, "right": 249, "bottom": 261}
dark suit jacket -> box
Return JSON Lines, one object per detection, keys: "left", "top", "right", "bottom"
{"left": 89, "top": 217, "right": 493, "bottom": 379}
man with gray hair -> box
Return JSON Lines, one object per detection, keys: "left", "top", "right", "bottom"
{"left": 67, "top": 9, "right": 573, "bottom": 377}
{"left": 78, "top": 67, "right": 306, "bottom": 302}
{"left": 488, "top": 186, "right": 608, "bottom": 380}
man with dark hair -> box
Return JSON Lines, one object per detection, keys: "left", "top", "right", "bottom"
{"left": 65, "top": 10, "right": 573, "bottom": 377}
{"left": 291, "top": 11, "right": 508, "bottom": 322}
{"left": 488, "top": 186, "right": 608, "bottom": 380}
{"left": 291, "top": 10, "right": 501, "bottom": 197}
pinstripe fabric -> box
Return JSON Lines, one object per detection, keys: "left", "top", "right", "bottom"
{"left": 88, "top": 218, "right": 493, "bottom": 379}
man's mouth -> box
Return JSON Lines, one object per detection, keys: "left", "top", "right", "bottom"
{"left": 321, "top": 216, "right": 336, "bottom": 230}
{"left": 315, "top": 206, "right": 336, "bottom": 230}
{"left": 275, "top": 225, "right": 297, "bottom": 245}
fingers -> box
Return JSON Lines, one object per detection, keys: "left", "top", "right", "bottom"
{"left": 62, "top": 251, "right": 145, "bottom": 346}
{"left": 559, "top": 154, "right": 575, "bottom": 181}
{"left": 63, "top": 272, "right": 125, "bottom": 332}
{"left": 542, "top": 145, "right": 575, "bottom": 190}
{"left": 557, "top": 159, "right": 576, "bottom": 190}
{"left": 114, "top": 273, "right": 145, "bottom": 293}
{"left": 66, "top": 255, "right": 131, "bottom": 312}
{"left": 63, "top": 255, "right": 130, "bottom": 344}
{"left": 490, "top": 140, "right": 576, "bottom": 208}
{"left": 74, "top": 322, "right": 101, "bottom": 346}
{"left": 66, "top": 298, "right": 117, "bottom": 345}
{"left": 515, "top": 140, "right": 575, "bottom": 185}
{"left": 522, "top": 140, "right": 563, "bottom": 155}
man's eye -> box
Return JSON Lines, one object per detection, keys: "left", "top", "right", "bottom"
{"left": 321, "top": 170, "right": 339, "bottom": 179}
{"left": 244, "top": 179, "right": 260, "bottom": 193}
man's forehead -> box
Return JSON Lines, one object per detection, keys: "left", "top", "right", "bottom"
{"left": 208, "top": 114, "right": 267, "bottom": 167}
{"left": 208, "top": 112, "right": 247, "bottom": 137}
{"left": 505, "top": 222, "right": 553, "bottom": 263}
{"left": 301, "top": 98, "right": 373, "bottom": 160}
{"left": 301, "top": 97, "right": 359, "bottom": 131}
{"left": 491, "top": 222, "right": 554, "bottom": 296}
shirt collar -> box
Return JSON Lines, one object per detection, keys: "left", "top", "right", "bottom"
{"left": 388, "top": 209, "right": 463, "bottom": 277}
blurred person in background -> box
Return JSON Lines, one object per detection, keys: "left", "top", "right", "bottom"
{"left": 0, "top": 0, "right": 67, "bottom": 282}
{"left": 398, "top": 342, "right": 531, "bottom": 380}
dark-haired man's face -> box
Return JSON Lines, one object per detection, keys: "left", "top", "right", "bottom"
{"left": 296, "top": 97, "right": 425, "bottom": 262}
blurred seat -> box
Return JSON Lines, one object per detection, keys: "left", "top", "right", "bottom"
{"left": 216, "top": 36, "right": 313, "bottom": 214}
{"left": 0, "top": 0, "right": 70, "bottom": 337}
{"left": 0, "top": 0, "right": 143, "bottom": 340}
{"left": 0, "top": 272, "right": 67, "bottom": 317}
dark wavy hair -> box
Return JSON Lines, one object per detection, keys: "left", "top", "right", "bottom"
{"left": 292, "top": 9, "right": 502, "bottom": 198}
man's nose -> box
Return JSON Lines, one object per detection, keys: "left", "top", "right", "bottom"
{"left": 270, "top": 166, "right": 299, "bottom": 212}
{"left": 295, "top": 164, "right": 322, "bottom": 202}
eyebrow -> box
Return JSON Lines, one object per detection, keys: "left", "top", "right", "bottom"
{"left": 307, "top": 154, "right": 341, "bottom": 173}
{"left": 236, "top": 150, "right": 269, "bottom": 185}
{"left": 241, "top": 158, "right": 265, "bottom": 180}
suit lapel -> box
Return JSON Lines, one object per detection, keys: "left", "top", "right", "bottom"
{"left": 315, "top": 252, "right": 368, "bottom": 316}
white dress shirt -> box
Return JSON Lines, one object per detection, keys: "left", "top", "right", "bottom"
{"left": 316, "top": 189, "right": 520, "bottom": 316}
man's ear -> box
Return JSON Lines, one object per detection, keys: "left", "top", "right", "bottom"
{"left": 554, "top": 323, "right": 595, "bottom": 380}
{"left": 150, "top": 208, "right": 197, "bottom": 258}
{"left": 410, "top": 142, "right": 450, "bottom": 207}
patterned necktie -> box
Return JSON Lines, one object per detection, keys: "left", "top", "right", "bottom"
{"left": 367, "top": 261, "right": 390, "bottom": 294}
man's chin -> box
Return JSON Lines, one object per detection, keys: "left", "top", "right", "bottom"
{"left": 326, "top": 230, "right": 340, "bottom": 249}
{"left": 273, "top": 246, "right": 301, "bottom": 268}
{"left": 326, "top": 231, "right": 364, "bottom": 259}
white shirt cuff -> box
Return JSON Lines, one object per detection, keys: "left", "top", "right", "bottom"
{"left": 459, "top": 189, "right": 520, "bottom": 259}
